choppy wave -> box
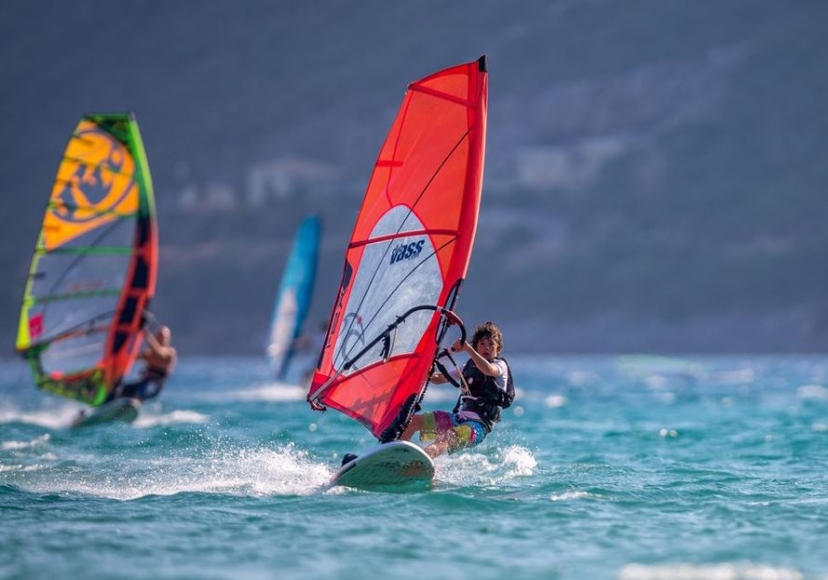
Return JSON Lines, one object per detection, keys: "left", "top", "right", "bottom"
{"left": 0, "top": 404, "right": 82, "bottom": 429}
{"left": 797, "top": 384, "right": 828, "bottom": 400}
{"left": 9, "top": 443, "right": 332, "bottom": 500}
{"left": 189, "top": 381, "right": 307, "bottom": 403}
{"left": 133, "top": 409, "right": 210, "bottom": 428}
{"left": 435, "top": 444, "right": 536, "bottom": 487}
{"left": 617, "top": 563, "right": 805, "bottom": 580}
{"left": 1, "top": 433, "right": 51, "bottom": 451}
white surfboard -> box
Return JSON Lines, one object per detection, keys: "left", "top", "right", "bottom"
{"left": 331, "top": 440, "right": 435, "bottom": 489}
{"left": 71, "top": 397, "right": 140, "bottom": 428}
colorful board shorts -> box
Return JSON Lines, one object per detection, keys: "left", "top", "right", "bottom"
{"left": 418, "top": 411, "right": 487, "bottom": 453}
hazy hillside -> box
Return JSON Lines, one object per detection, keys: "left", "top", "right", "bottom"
{"left": 2, "top": 0, "right": 827, "bottom": 355}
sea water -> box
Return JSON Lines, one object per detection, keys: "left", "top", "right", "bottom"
{"left": 2, "top": 354, "right": 827, "bottom": 580}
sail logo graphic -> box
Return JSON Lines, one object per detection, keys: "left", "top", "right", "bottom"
{"left": 389, "top": 240, "right": 425, "bottom": 265}
{"left": 43, "top": 120, "right": 140, "bottom": 250}
{"left": 54, "top": 124, "right": 136, "bottom": 223}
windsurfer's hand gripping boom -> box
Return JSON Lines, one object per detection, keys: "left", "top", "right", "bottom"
{"left": 428, "top": 315, "right": 472, "bottom": 396}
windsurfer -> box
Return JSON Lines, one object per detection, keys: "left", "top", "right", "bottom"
{"left": 401, "top": 321, "right": 511, "bottom": 458}
{"left": 110, "top": 324, "right": 177, "bottom": 402}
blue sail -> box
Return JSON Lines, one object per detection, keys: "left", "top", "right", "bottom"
{"left": 267, "top": 215, "right": 322, "bottom": 380}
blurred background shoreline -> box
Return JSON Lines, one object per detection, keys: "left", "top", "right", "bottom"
{"left": 2, "top": 0, "right": 827, "bottom": 356}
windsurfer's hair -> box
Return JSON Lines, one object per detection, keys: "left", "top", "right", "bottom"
{"left": 470, "top": 321, "right": 503, "bottom": 354}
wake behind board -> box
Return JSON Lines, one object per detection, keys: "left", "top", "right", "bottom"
{"left": 332, "top": 441, "right": 434, "bottom": 490}
{"left": 71, "top": 397, "right": 140, "bottom": 428}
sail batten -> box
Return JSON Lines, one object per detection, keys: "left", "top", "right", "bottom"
{"left": 408, "top": 85, "right": 478, "bottom": 107}
{"left": 308, "top": 57, "right": 488, "bottom": 441}
{"left": 48, "top": 200, "right": 140, "bottom": 219}
{"left": 39, "top": 246, "right": 135, "bottom": 255}
{"left": 32, "top": 288, "right": 122, "bottom": 301}
{"left": 350, "top": 229, "right": 458, "bottom": 248}
{"left": 16, "top": 113, "right": 157, "bottom": 405}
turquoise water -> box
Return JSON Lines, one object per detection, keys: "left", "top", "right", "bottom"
{"left": 2, "top": 354, "right": 828, "bottom": 580}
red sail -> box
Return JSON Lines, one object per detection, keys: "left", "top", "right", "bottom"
{"left": 308, "top": 56, "right": 488, "bottom": 441}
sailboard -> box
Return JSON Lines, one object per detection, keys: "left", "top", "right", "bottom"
{"left": 15, "top": 113, "right": 158, "bottom": 410}
{"left": 70, "top": 397, "right": 140, "bottom": 428}
{"left": 332, "top": 441, "right": 434, "bottom": 490}
{"left": 266, "top": 214, "right": 322, "bottom": 380}
{"left": 307, "top": 55, "right": 488, "bottom": 459}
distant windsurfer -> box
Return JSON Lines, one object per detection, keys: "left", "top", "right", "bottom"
{"left": 401, "top": 321, "right": 513, "bottom": 458}
{"left": 110, "top": 324, "right": 177, "bottom": 402}
{"left": 73, "top": 323, "right": 176, "bottom": 425}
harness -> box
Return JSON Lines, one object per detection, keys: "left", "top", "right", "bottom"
{"left": 142, "top": 366, "right": 168, "bottom": 381}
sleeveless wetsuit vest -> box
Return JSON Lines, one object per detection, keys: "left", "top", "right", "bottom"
{"left": 453, "top": 357, "right": 508, "bottom": 431}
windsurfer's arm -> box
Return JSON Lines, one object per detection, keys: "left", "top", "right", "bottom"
{"left": 143, "top": 327, "right": 161, "bottom": 351}
{"left": 141, "top": 309, "right": 156, "bottom": 328}
{"left": 429, "top": 372, "right": 448, "bottom": 384}
{"left": 142, "top": 328, "right": 175, "bottom": 365}
{"left": 453, "top": 339, "right": 503, "bottom": 377}
{"left": 429, "top": 366, "right": 462, "bottom": 388}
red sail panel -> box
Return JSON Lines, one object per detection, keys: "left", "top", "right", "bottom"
{"left": 309, "top": 57, "right": 488, "bottom": 440}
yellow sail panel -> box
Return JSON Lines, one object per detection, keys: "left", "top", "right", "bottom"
{"left": 42, "top": 119, "right": 140, "bottom": 251}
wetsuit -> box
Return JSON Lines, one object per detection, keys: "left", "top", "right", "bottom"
{"left": 113, "top": 366, "right": 168, "bottom": 401}
{"left": 453, "top": 357, "right": 510, "bottom": 431}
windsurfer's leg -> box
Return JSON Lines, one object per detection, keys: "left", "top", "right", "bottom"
{"left": 401, "top": 414, "right": 425, "bottom": 440}
{"left": 424, "top": 418, "right": 485, "bottom": 458}
{"left": 117, "top": 378, "right": 147, "bottom": 400}
{"left": 450, "top": 422, "right": 483, "bottom": 452}
{"left": 409, "top": 411, "right": 459, "bottom": 457}
{"left": 139, "top": 379, "right": 163, "bottom": 401}
{"left": 425, "top": 431, "right": 459, "bottom": 458}
{"left": 404, "top": 411, "right": 452, "bottom": 442}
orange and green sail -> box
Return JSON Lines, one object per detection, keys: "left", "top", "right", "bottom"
{"left": 308, "top": 56, "right": 488, "bottom": 442}
{"left": 16, "top": 113, "right": 157, "bottom": 406}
